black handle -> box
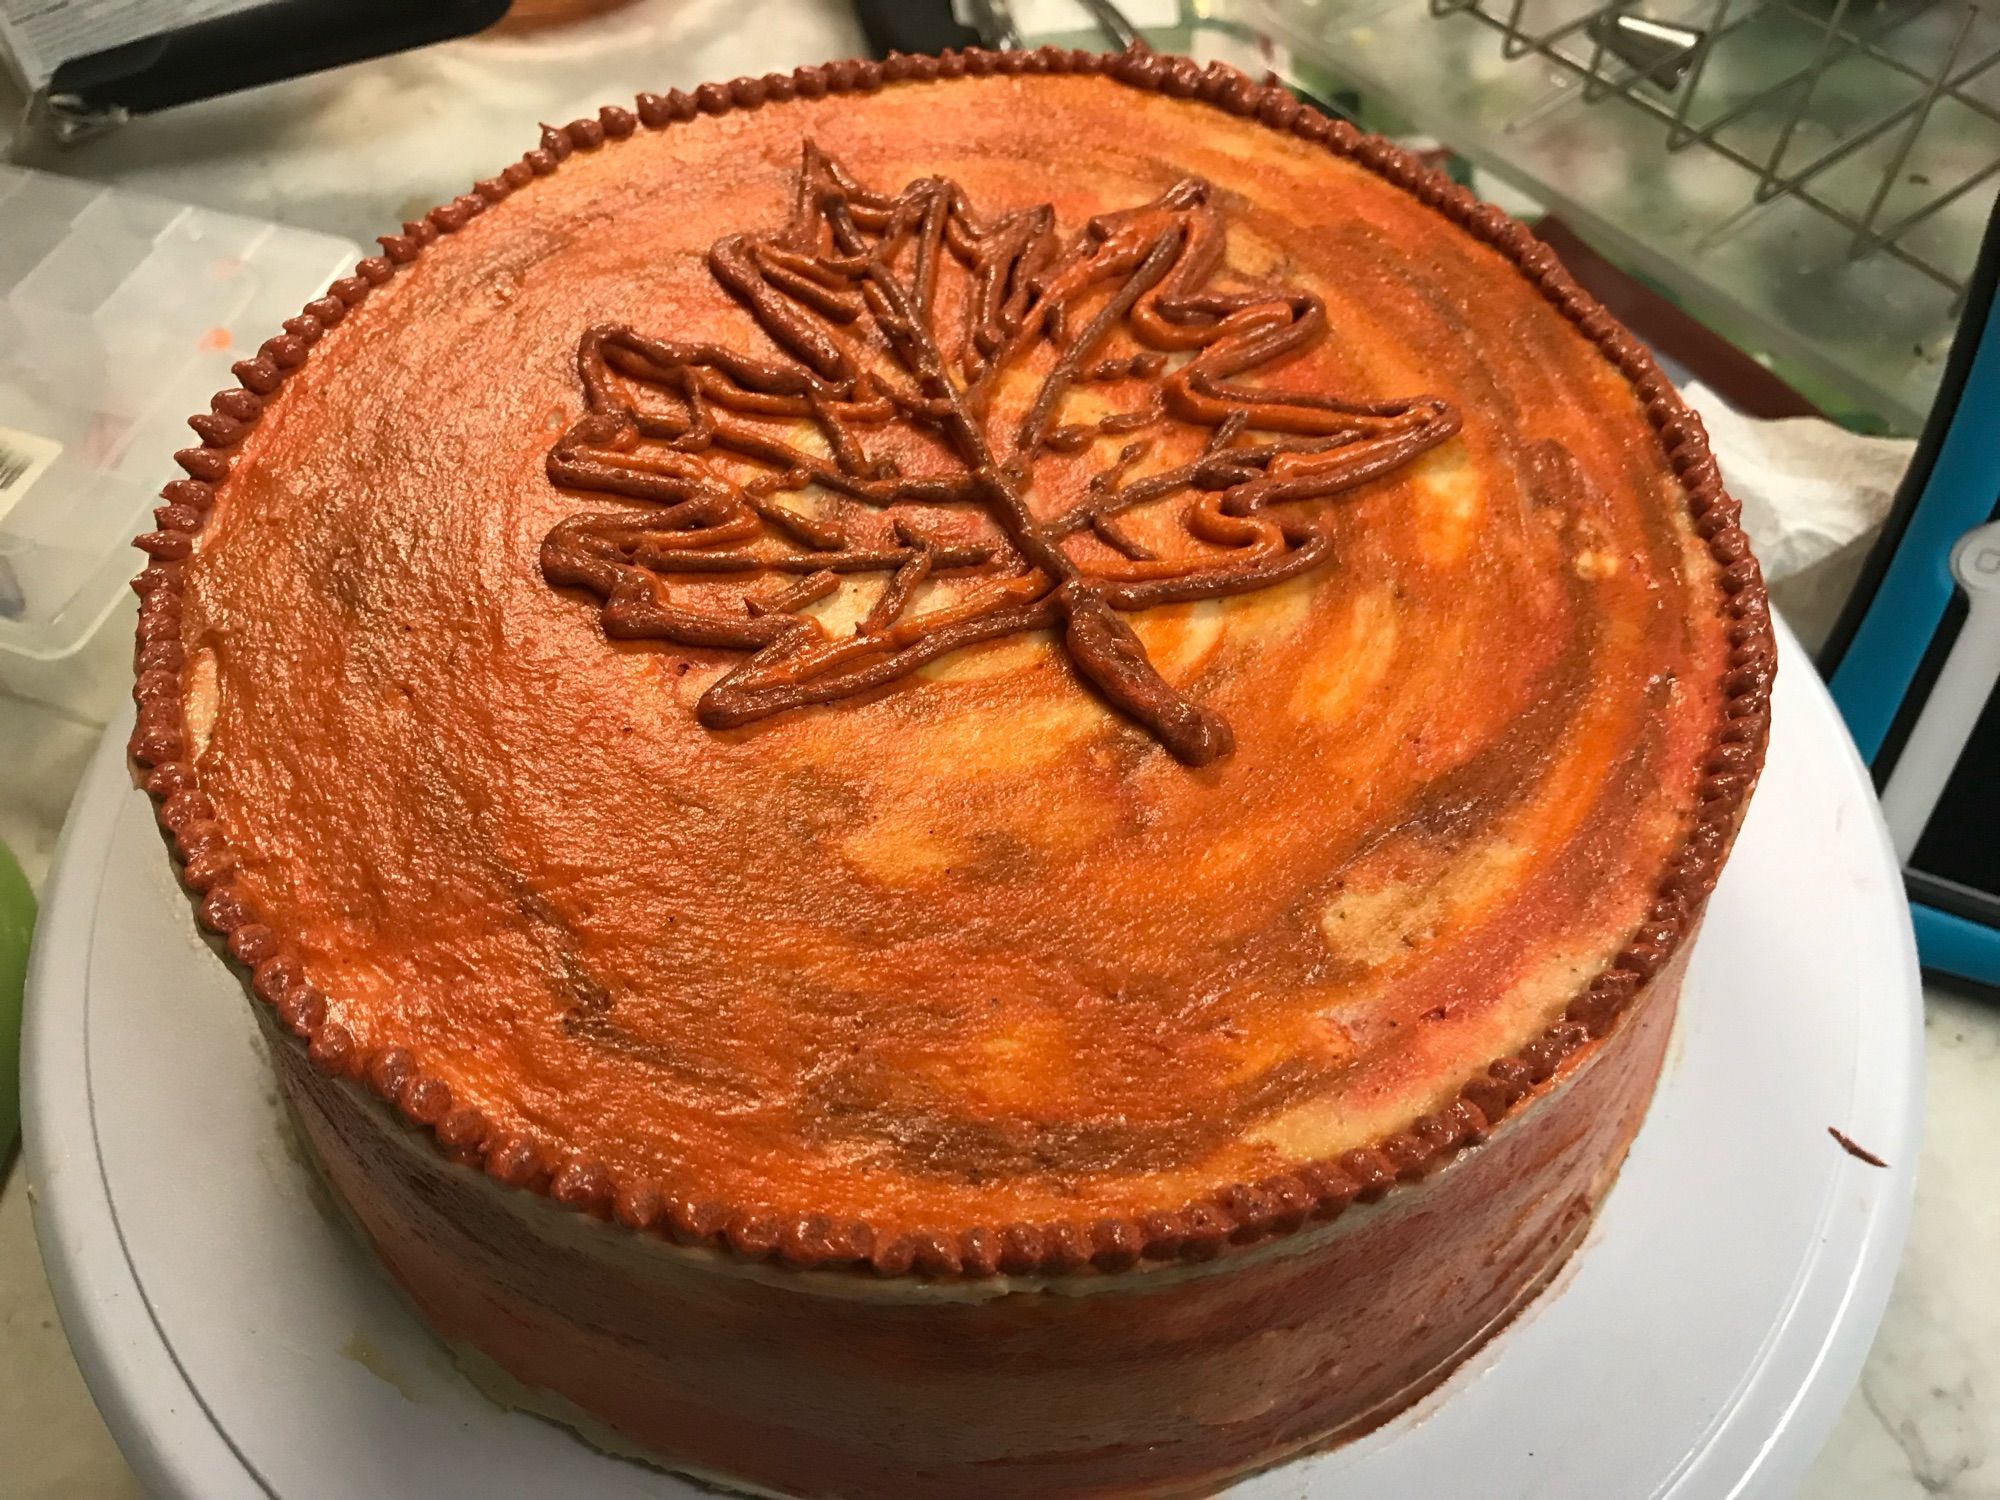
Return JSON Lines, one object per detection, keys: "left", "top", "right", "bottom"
{"left": 49, "top": 0, "right": 511, "bottom": 117}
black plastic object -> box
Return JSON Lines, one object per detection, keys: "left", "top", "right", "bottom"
{"left": 853, "top": 0, "right": 982, "bottom": 57}
{"left": 47, "top": 0, "right": 511, "bottom": 117}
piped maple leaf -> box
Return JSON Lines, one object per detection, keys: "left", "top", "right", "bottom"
{"left": 541, "top": 144, "right": 1459, "bottom": 765}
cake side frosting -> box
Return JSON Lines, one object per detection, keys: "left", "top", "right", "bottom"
{"left": 264, "top": 932, "right": 1686, "bottom": 1496}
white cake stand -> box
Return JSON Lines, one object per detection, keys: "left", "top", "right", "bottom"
{"left": 24, "top": 618, "right": 1922, "bottom": 1500}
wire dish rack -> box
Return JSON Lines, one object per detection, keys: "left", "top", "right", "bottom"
{"left": 1431, "top": 0, "right": 1996, "bottom": 296}
{"left": 1245, "top": 0, "right": 2000, "bottom": 430}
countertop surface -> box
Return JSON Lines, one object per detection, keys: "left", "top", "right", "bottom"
{"left": 1, "top": 3, "right": 1994, "bottom": 1496}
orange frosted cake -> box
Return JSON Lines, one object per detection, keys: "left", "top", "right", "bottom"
{"left": 130, "top": 46, "right": 1772, "bottom": 1499}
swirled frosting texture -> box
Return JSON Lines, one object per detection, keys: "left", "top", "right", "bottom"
{"left": 175, "top": 72, "right": 1729, "bottom": 1235}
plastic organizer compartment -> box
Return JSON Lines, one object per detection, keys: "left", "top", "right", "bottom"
{"left": 0, "top": 166, "right": 360, "bottom": 659}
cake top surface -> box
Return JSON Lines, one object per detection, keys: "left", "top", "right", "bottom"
{"left": 142, "top": 51, "right": 1767, "bottom": 1275}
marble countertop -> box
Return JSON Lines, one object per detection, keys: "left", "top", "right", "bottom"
{"left": 1, "top": 3, "right": 1995, "bottom": 1495}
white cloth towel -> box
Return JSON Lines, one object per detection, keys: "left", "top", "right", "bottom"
{"left": 1683, "top": 381, "right": 1916, "bottom": 585}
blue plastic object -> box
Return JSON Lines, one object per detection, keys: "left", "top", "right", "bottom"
{"left": 1823, "top": 191, "right": 2000, "bottom": 989}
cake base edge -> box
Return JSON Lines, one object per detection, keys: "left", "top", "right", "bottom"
{"left": 259, "top": 937, "right": 1688, "bottom": 1499}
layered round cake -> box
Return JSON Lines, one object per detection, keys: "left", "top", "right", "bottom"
{"left": 130, "top": 46, "right": 1772, "bottom": 1500}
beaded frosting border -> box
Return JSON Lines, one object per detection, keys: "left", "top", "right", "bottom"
{"left": 127, "top": 44, "right": 1775, "bottom": 1280}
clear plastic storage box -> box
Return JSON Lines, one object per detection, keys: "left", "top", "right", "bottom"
{"left": 0, "top": 165, "right": 360, "bottom": 660}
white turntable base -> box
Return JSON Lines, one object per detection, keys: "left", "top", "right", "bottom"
{"left": 24, "top": 619, "right": 1923, "bottom": 1500}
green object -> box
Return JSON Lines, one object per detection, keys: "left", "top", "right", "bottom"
{"left": 0, "top": 837, "right": 32, "bottom": 1154}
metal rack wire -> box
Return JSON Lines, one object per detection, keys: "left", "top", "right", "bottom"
{"left": 1425, "top": 0, "right": 2000, "bottom": 297}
